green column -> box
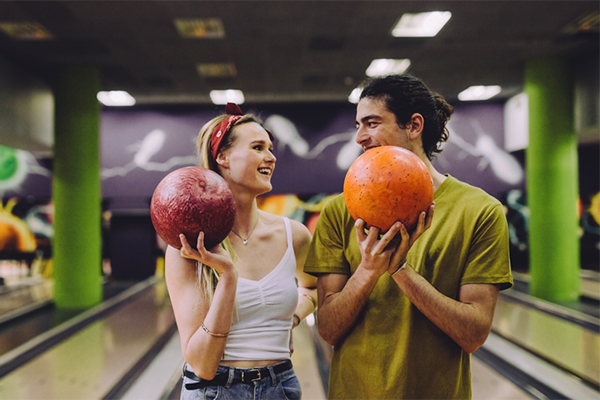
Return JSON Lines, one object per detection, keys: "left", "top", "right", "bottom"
{"left": 525, "top": 57, "right": 580, "bottom": 302}
{"left": 52, "top": 66, "right": 102, "bottom": 308}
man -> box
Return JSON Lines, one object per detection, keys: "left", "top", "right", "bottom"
{"left": 304, "top": 74, "right": 513, "bottom": 399}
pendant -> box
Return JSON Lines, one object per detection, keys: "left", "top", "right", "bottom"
{"left": 243, "top": 239, "right": 248, "bottom": 245}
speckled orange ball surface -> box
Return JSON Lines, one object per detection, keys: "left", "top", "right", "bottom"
{"left": 343, "top": 146, "right": 433, "bottom": 233}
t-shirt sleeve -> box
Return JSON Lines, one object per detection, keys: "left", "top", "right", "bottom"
{"left": 460, "top": 202, "right": 513, "bottom": 290}
{"left": 304, "top": 197, "right": 351, "bottom": 277}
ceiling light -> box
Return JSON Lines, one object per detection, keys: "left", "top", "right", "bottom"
{"left": 348, "top": 88, "right": 362, "bottom": 104}
{"left": 458, "top": 86, "right": 502, "bottom": 101}
{"left": 174, "top": 18, "right": 225, "bottom": 39}
{"left": 210, "top": 89, "right": 244, "bottom": 105}
{"left": 366, "top": 59, "right": 411, "bottom": 77}
{"left": 97, "top": 91, "right": 136, "bottom": 106}
{"left": 0, "top": 22, "right": 53, "bottom": 40}
{"left": 391, "top": 12, "right": 452, "bottom": 37}
{"left": 197, "top": 63, "right": 237, "bottom": 78}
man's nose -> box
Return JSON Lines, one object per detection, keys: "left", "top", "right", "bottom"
{"left": 355, "top": 125, "right": 368, "bottom": 146}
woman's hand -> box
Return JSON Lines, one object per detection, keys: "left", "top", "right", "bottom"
{"left": 178, "top": 232, "right": 235, "bottom": 275}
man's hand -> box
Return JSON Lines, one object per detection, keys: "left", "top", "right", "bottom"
{"left": 355, "top": 202, "right": 434, "bottom": 275}
{"left": 385, "top": 203, "right": 435, "bottom": 274}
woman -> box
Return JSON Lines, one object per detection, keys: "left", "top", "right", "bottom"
{"left": 165, "top": 103, "right": 317, "bottom": 400}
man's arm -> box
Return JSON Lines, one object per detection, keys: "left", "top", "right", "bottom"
{"left": 317, "top": 269, "right": 379, "bottom": 346}
{"left": 390, "top": 266, "right": 499, "bottom": 353}
{"left": 317, "top": 208, "right": 435, "bottom": 347}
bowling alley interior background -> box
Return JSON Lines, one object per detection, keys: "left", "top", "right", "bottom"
{"left": 0, "top": 1, "right": 598, "bottom": 399}
{"left": 1, "top": 100, "right": 598, "bottom": 281}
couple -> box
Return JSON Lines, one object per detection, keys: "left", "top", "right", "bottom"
{"left": 165, "top": 74, "right": 513, "bottom": 400}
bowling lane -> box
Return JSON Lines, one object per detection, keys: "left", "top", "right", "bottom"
{"left": 0, "top": 279, "right": 148, "bottom": 363}
{"left": 0, "top": 277, "right": 52, "bottom": 325}
{"left": 471, "top": 356, "right": 534, "bottom": 400}
{"left": 580, "top": 270, "right": 600, "bottom": 302}
{"left": 493, "top": 289, "right": 600, "bottom": 388}
{"left": 291, "top": 321, "right": 327, "bottom": 400}
{"left": 512, "top": 270, "right": 600, "bottom": 315}
{"left": 121, "top": 330, "right": 184, "bottom": 400}
{"left": 0, "top": 279, "right": 174, "bottom": 400}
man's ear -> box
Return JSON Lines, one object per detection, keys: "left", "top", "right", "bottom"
{"left": 408, "top": 113, "right": 425, "bottom": 140}
{"left": 215, "top": 152, "right": 229, "bottom": 168}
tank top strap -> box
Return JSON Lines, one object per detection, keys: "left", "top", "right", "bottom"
{"left": 283, "top": 216, "right": 292, "bottom": 248}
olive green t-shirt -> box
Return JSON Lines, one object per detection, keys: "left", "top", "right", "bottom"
{"left": 304, "top": 175, "right": 513, "bottom": 400}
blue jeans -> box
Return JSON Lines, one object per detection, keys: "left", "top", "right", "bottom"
{"left": 181, "top": 361, "right": 302, "bottom": 400}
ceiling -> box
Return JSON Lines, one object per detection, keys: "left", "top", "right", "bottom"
{"left": 0, "top": 0, "right": 598, "bottom": 105}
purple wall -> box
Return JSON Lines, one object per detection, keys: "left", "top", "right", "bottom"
{"left": 0, "top": 101, "right": 526, "bottom": 207}
{"left": 99, "top": 101, "right": 524, "bottom": 210}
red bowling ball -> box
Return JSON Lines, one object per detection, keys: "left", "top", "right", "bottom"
{"left": 150, "top": 166, "right": 236, "bottom": 249}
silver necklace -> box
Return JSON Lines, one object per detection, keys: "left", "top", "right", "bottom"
{"left": 230, "top": 219, "right": 258, "bottom": 245}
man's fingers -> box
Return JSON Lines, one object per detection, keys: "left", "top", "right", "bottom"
{"left": 424, "top": 203, "right": 435, "bottom": 229}
{"left": 374, "top": 222, "right": 401, "bottom": 253}
{"left": 355, "top": 219, "right": 367, "bottom": 242}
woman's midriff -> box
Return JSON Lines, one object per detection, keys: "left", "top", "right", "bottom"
{"left": 220, "top": 359, "right": 286, "bottom": 368}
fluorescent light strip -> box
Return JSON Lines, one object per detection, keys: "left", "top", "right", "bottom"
{"left": 392, "top": 11, "right": 452, "bottom": 37}
{"left": 366, "top": 59, "right": 411, "bottom": 77}
{"left": 97, "top": 91, "right": 136, "bottom": 106}
{"left": 209, "top": 90, "right": 245, "bottom": 105}
{"left": 458, "top": 86, "right": 502, "bottom": 101}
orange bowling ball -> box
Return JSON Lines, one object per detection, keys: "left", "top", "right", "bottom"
{"left": 343, "top": 146, "right": 433, "bottom": 233}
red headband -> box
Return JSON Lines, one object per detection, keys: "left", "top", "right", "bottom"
{"left": 210, "top": 102, "right": 244, "bottom": 160}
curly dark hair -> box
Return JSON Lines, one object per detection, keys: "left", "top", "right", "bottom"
{"left": 359, "top": 74, "right": 454, "bottom": 160}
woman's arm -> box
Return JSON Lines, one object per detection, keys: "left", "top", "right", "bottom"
{"left": 165, "top": 233, "right": 237, "bottom": 380}
{"left": 290, "top": 220, "right": 318, "bottom": 326}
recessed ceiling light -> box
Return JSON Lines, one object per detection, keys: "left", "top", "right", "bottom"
{"left": 174, "top": 18, "right": 225, "bottom": 39}
{"left": 210, "top": 89, "right": 244, "bottom": 105}
{"left": 197, "top": 63, "right": 237, "bottom": 78}
{"left": 458, "top": 86, "right": 502, "bottom": 101}
{"left": 391, "top": 12, "right": 452, "bottom": 37}
{"left": 97, "top": 91, "right": 136, "bottom": 106}
{"left": 0, "top": 22, "right": 53, "bottom": 40}
{"left": 348, "top": 88, "right": 362, "bottom": 104}
{"left": 366, "top": 59, "right": 411, "bottom": 77}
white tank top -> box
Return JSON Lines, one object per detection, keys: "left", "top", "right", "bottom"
{"left": 222, "top": 217, "right": 298, "bottom": 361}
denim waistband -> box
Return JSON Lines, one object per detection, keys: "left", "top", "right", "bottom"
{"left": 183, "top": 360, "right": 293, "bottom": 390}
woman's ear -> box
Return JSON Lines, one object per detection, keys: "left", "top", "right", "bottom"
{"left": 408, "top": 113, "right": 425, "bottom": 140}
{"left": 215, "top": 151, "right": 229, "bottom": 168}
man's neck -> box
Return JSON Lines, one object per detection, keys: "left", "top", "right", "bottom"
{"left": 420, "top": 156, "right": 446, "bottom": 191}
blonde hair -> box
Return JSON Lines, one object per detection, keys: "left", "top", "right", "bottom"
{"left": 196, "top": 113, "right": 264, "bottom": 304}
